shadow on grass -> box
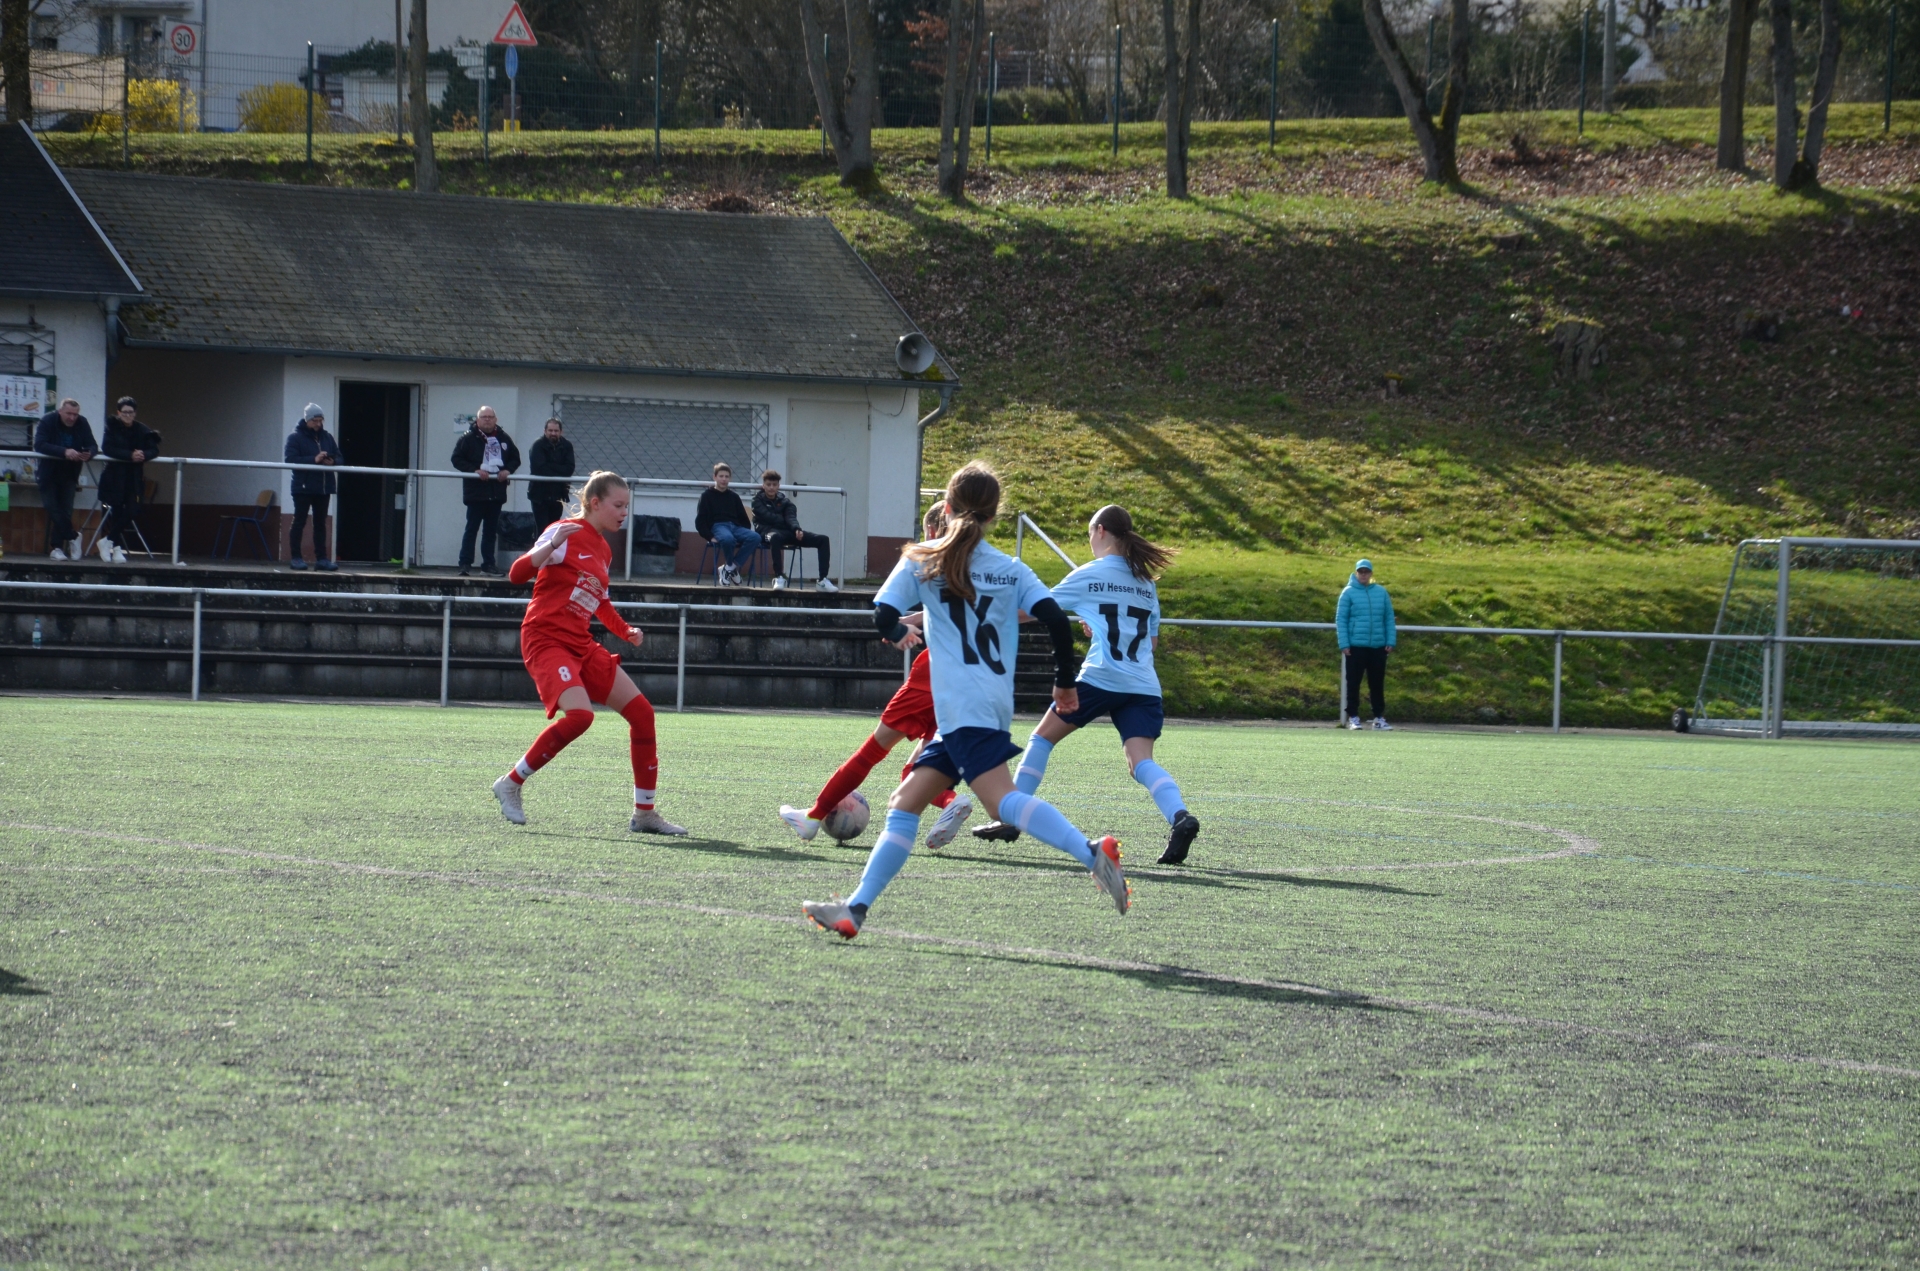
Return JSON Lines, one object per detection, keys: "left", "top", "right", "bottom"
{"left": 1148, "top": 866, "right": 1438, "bottom": 896}
{"left": 915, "top": 946, "right": 1400, "bottom": 1012}
{"left": 517, "top": 829, "right": 844, "bottom": 865}
{"left": 0, "top": 968, "right": 49, "bottom": 997}
{"left": 924, "top": 848, "right": 1256, "bottom": 890}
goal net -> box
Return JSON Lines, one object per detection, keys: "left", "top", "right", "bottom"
{"left": 1694, "top": 538, "right": 1920, "bottom": 738}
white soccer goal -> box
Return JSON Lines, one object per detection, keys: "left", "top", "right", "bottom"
{"left": 1693, "top": 537, "right": 1920, "bottom": 739}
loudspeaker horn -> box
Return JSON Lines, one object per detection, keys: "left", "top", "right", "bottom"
{"left": 895, "top": 332, "right": 936, "bottom": 375}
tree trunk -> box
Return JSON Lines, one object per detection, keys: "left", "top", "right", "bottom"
{"left": 1769, "top": 0, "right": 1796, "bottom": 190}
{"left": 1361, "top": 0, "right": 1466, "bottom": 185}
{"left": 799, "top": 0, "right": 880, "bottom": 190}
{"left": 2, "top": 0, "right": 29, "bottom": 124}
{"left": 409, "top": 0, "right": 437, "bottom": 192}
{"left": 1794, "top": 0, "right": 1841, "bottom": 186}
{"left": 937, "top": 0, "right": 986, "bottom": 200}
{"left": 1161, "top": 0, "right": 1185, "bottom": 196}
{"left": 1716, "top": 0, "right": 1758, "bottom": 170}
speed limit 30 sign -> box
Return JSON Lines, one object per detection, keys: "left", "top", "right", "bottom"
{"left": 167, "top": 23, "right": 198, "bottom": 57}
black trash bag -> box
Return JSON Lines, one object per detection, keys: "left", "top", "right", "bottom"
{"left": 498, "top": 512, "right": 537, "bottom": 551}
{"left": 631, "top": 514, "right": 681, "bottom": 555}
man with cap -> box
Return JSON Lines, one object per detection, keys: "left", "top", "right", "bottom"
{"left": 1336, "top": 558, "right": 1396, "bottom": 730}
{"left": 283, "top": 403, "right": 340, "bottom": 570}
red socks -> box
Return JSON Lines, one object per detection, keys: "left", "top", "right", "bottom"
{"left": 621, "top": 695, "right": 658, "bottom": 809}
{"left": 512, "top": 709, "right": 594, "bottom": 782}
{"left": 810, "top": 735, "right": 893, "bottom": 820}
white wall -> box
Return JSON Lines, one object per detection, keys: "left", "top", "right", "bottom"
{"left": 61, "top": 1, "right": 512, "bottom": 60}
{"left": 108, "top": 347, "right": 286, "bottom": 505}
{"left": 0, "top": 297, "right": 109, "bottom": 431}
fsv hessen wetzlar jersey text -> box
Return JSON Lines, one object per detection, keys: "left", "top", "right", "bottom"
{"left": 1047, "top": 553, "right": 1164, "bottom": 698}
{"left": 874, "top": 541, "right": 1053, "bottom": 736}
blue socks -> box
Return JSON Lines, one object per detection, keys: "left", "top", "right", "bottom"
{"left": 996, "top": 790, "right": 1094, "bottom": 868}
{"left": 1014, "top": 735, "right": 1054, "bottom": 794}
{"left": 850, "top": 808, "right": 921, "bottom": 908}
{"left": 1132, "top": 759, "right": 1188, "bottom": 825}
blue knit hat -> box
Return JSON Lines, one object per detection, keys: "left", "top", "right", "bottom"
{"left": 1355, "top": 558, "right": 1374, "bottom": 572}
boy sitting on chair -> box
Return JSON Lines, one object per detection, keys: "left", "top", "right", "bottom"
{"left": 751, "top": 469, "right": 837, "bottom": 593}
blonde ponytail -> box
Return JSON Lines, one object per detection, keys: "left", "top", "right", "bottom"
{"left": 904, "top": 463, "right": 1000, "bottom": 602}
{"left": 567, "top": 470, "right": 626, "bottom": 519}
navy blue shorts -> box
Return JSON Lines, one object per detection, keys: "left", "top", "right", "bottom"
{"left": 911, "top": 726, "right": 1024, "bottom": 786}
{"left": 1054, "top": 682, "right": 1165, "bottom": 741}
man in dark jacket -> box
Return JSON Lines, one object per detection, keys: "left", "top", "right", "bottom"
{"left": 97, "top": 396, "right": 161, "bottom": 562}
{"left": 526, "top": 417, "right": 574, "bottom": 532}
{"left": 283, "top": 403, "right": 340, "bottom": 571}
{"left": 693, "top": 462, "right": 759, "bottom": 586}
{"left": 450, "top": 405, "right": 520, "bottom": 575}
{"left": 33, "top": 398, "right": 97, "bottom": 559}
{"left": 751, "top": 469, "right": 836, "bottom": 593}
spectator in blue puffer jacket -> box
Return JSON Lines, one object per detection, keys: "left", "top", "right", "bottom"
{"left": 1336, "top": 558, "right": 1396, "bottom": 730}
{"left": 283, "top": 403, "right": 340, "bottom": 570}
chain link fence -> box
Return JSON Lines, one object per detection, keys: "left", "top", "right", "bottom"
{"left": 10, "top": 9, "right": 1912, "bottom": 137}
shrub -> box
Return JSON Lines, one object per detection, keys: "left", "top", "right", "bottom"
{"left": 93, "top": 78, "right": 199, "bottom": 133}
{"left": 238, "top": 82, "right": 332, "bottom": 134}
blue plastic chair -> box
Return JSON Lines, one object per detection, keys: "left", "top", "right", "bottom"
{"left": 214, "top": 490, "right": 276, "bottom": 560}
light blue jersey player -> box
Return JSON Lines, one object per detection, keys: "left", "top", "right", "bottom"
{"left": 801, "top": 464, "right": 1131, "bottom": 939}
{"left": 973, "top": 505, "right": 1200, "bottom": 865}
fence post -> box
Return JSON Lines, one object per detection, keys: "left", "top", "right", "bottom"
{"left": 985, "top": 32, "right": 996, "bottom": 163}
{"left": 1337, "top": 651, "right": 1346, "bottom": 725}
{"left": 305, "top": 42, "right": 315, "bottom": 168}
{"left": 480, "top": 49, "right": 489, "bottom": 165}
{"left": 1111, "top": 25, "right": 1121, "bottom": 157}
{"left": 1578, "top": 5, "right": 1590, "bottom": 135}
{"left": 1014, "top": 514, "right": 1025, "bottom": 561}
{"left": 122, "top": 53, "right": 130, "bottom": 168}
{"left": 624, "top": 487, "right": 636, "bottom": 580}
{"left": 836, "top": 491, "right": 847, "bottom": 588}
{"left": 1552, "top": 631, "right": 1564, "bottom": 733}
{"left": 819, "top": 35, "right": 828, "bottom": 159}
{"left": 170, "top": 462, "right": 184, "bottom": 565}
{"left": 440, "top": 596, "right": 452, "bottom": 706}
{"left": 1268, "top": 19, "right": 1279, "bottom": 150}
{"left": 1602, "top": 0, "right": 1616, "bottom": 112}
{"left": 401, "top": 470, "right": 416, "bottom": 569}
{"left": 675, "top": 603, "right": 688, "bottom": 712}
{"left": 655, "top": 40, "right": 663, "bottom": 163}
{"left": 1888, "top": 4, "right": 1898, "bottom": 134}
{"left": 190, "top": 588, "right": 203, "bottom": 701}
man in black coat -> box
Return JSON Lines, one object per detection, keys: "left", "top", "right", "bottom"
{"left": 283, "top": 403, "right": 341, "bottom": 570}
{"left": 450, "top": 405, "right": 520, "bottom": 575}
{"left": 97, "top": 396, "right": 162, "bottom": 562}
{"left": 526, "top": 417, "right": 574, "bottom": 532}
{"left": 751, "top": 469, "right": 837, "bottom": 592}
{"left": 32, "top": 398, "right": 97, "bottom": 559}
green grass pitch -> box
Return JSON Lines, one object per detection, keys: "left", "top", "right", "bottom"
{"left": 2, "top": 698, "right": 1915, "bottom": 1268}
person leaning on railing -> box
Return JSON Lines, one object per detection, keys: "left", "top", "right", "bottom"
{"left": 526, "top": 417, "right": 574, "bottom": 533}
{"left": 33, "top": 398, "right": 97, "bottom": 561}
{"left": 283, "top": 403, "right": 340, "bottom": 571}
{"left": 96, "top": 396, "right": 161, "bottom": 563}
{"left": 451, "top": 405, "right": 520, "bottom": 577}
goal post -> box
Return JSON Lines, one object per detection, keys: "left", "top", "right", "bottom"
{"left": 1694, "top": 537, "right": 1920, "bottom": 739}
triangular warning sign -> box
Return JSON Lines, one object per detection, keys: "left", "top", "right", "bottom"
{"left": 492, "top": 3, "right": 537, "bottom": 45}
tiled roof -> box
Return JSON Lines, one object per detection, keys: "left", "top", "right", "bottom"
{"left": 59, "top": 168, "right": 955, "bottom": 386}
{"left": 0, "top": 124, "right": 142, "bottom": 299}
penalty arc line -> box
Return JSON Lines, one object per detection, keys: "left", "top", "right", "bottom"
{"left": 3, "top": 820, "right": 1915, "bottom": 1081}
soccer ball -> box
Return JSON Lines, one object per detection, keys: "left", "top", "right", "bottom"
{"left": 821, "top": 791, "right": 871, "bottom": 843}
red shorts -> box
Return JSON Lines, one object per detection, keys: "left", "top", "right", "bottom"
{"left": 879, "top": 649, "right": 937, "bottom": 740}
{"left": 524, "top": 637, "right": 622, "bottom": 717}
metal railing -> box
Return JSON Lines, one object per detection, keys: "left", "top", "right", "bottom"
{"left": 5, "top": 576, "right": 1917, "bottom": 735}
{"left": 1, "top": 450, "right": 847, "bottom": 585}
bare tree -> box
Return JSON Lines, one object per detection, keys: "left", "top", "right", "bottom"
{"left": 1769, "top": 0, "right": 1842, "bottom": 189}
{"left": 1160, "top": 0, "right": 1201, "bottom": 196}
{"left": 938, "top": 0, "right": 987, "bottom": 199}
{"left": 2, "top": 0, "right": 29, "bottom": 123}
{"left": 1362, "top": 0, "right": 1470, "bottom": 185}
{"left": 409, "top": 0, "right": 436, "bottom": 191}
{"left": 1715, "top": 0, "right": 1759, "bottom": 169}
{"left": 799, "top": 0, "right": 880, "bottom": 188}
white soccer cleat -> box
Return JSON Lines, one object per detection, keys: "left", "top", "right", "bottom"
{"left": 816, "top": 579, "right": 839, "bottom": 594}
{"left": 630, "top": 808, "right": 688, "bottom": 836}
{"left": 802, "top": 897, "right": 864, "bottom": 940}
{"left": 1371, "top": 717, "right": 1393, "bottom": 730}
{"left": 778, "top": 804, "right": 822, "bottom": 841}
{"left": 492, "top": 773, "right": 527, "bottom": 824}
{"left": 1346, "top": 716, "right": 1363, "bottom": 730}
{"left": 923, "top": 794, "right": 973, "bottom": 850}
{"left": 1088, "top": 835, "right": 1131, "bottom": 915}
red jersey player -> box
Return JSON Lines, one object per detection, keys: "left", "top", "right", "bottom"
{"left": 777, "top": 501, "right": 973, "bottom": 850}
{"left": 492, "top": 471, "right": 689, "bottom": 836}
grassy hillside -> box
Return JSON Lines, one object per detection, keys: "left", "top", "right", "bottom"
{"left": 44, "top": 109, "right": 1920, "bottom": 725}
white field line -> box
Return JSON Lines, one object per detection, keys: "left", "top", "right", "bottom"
{"left": 3, "top": 820, "right": 1913, "bottom": 1081}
